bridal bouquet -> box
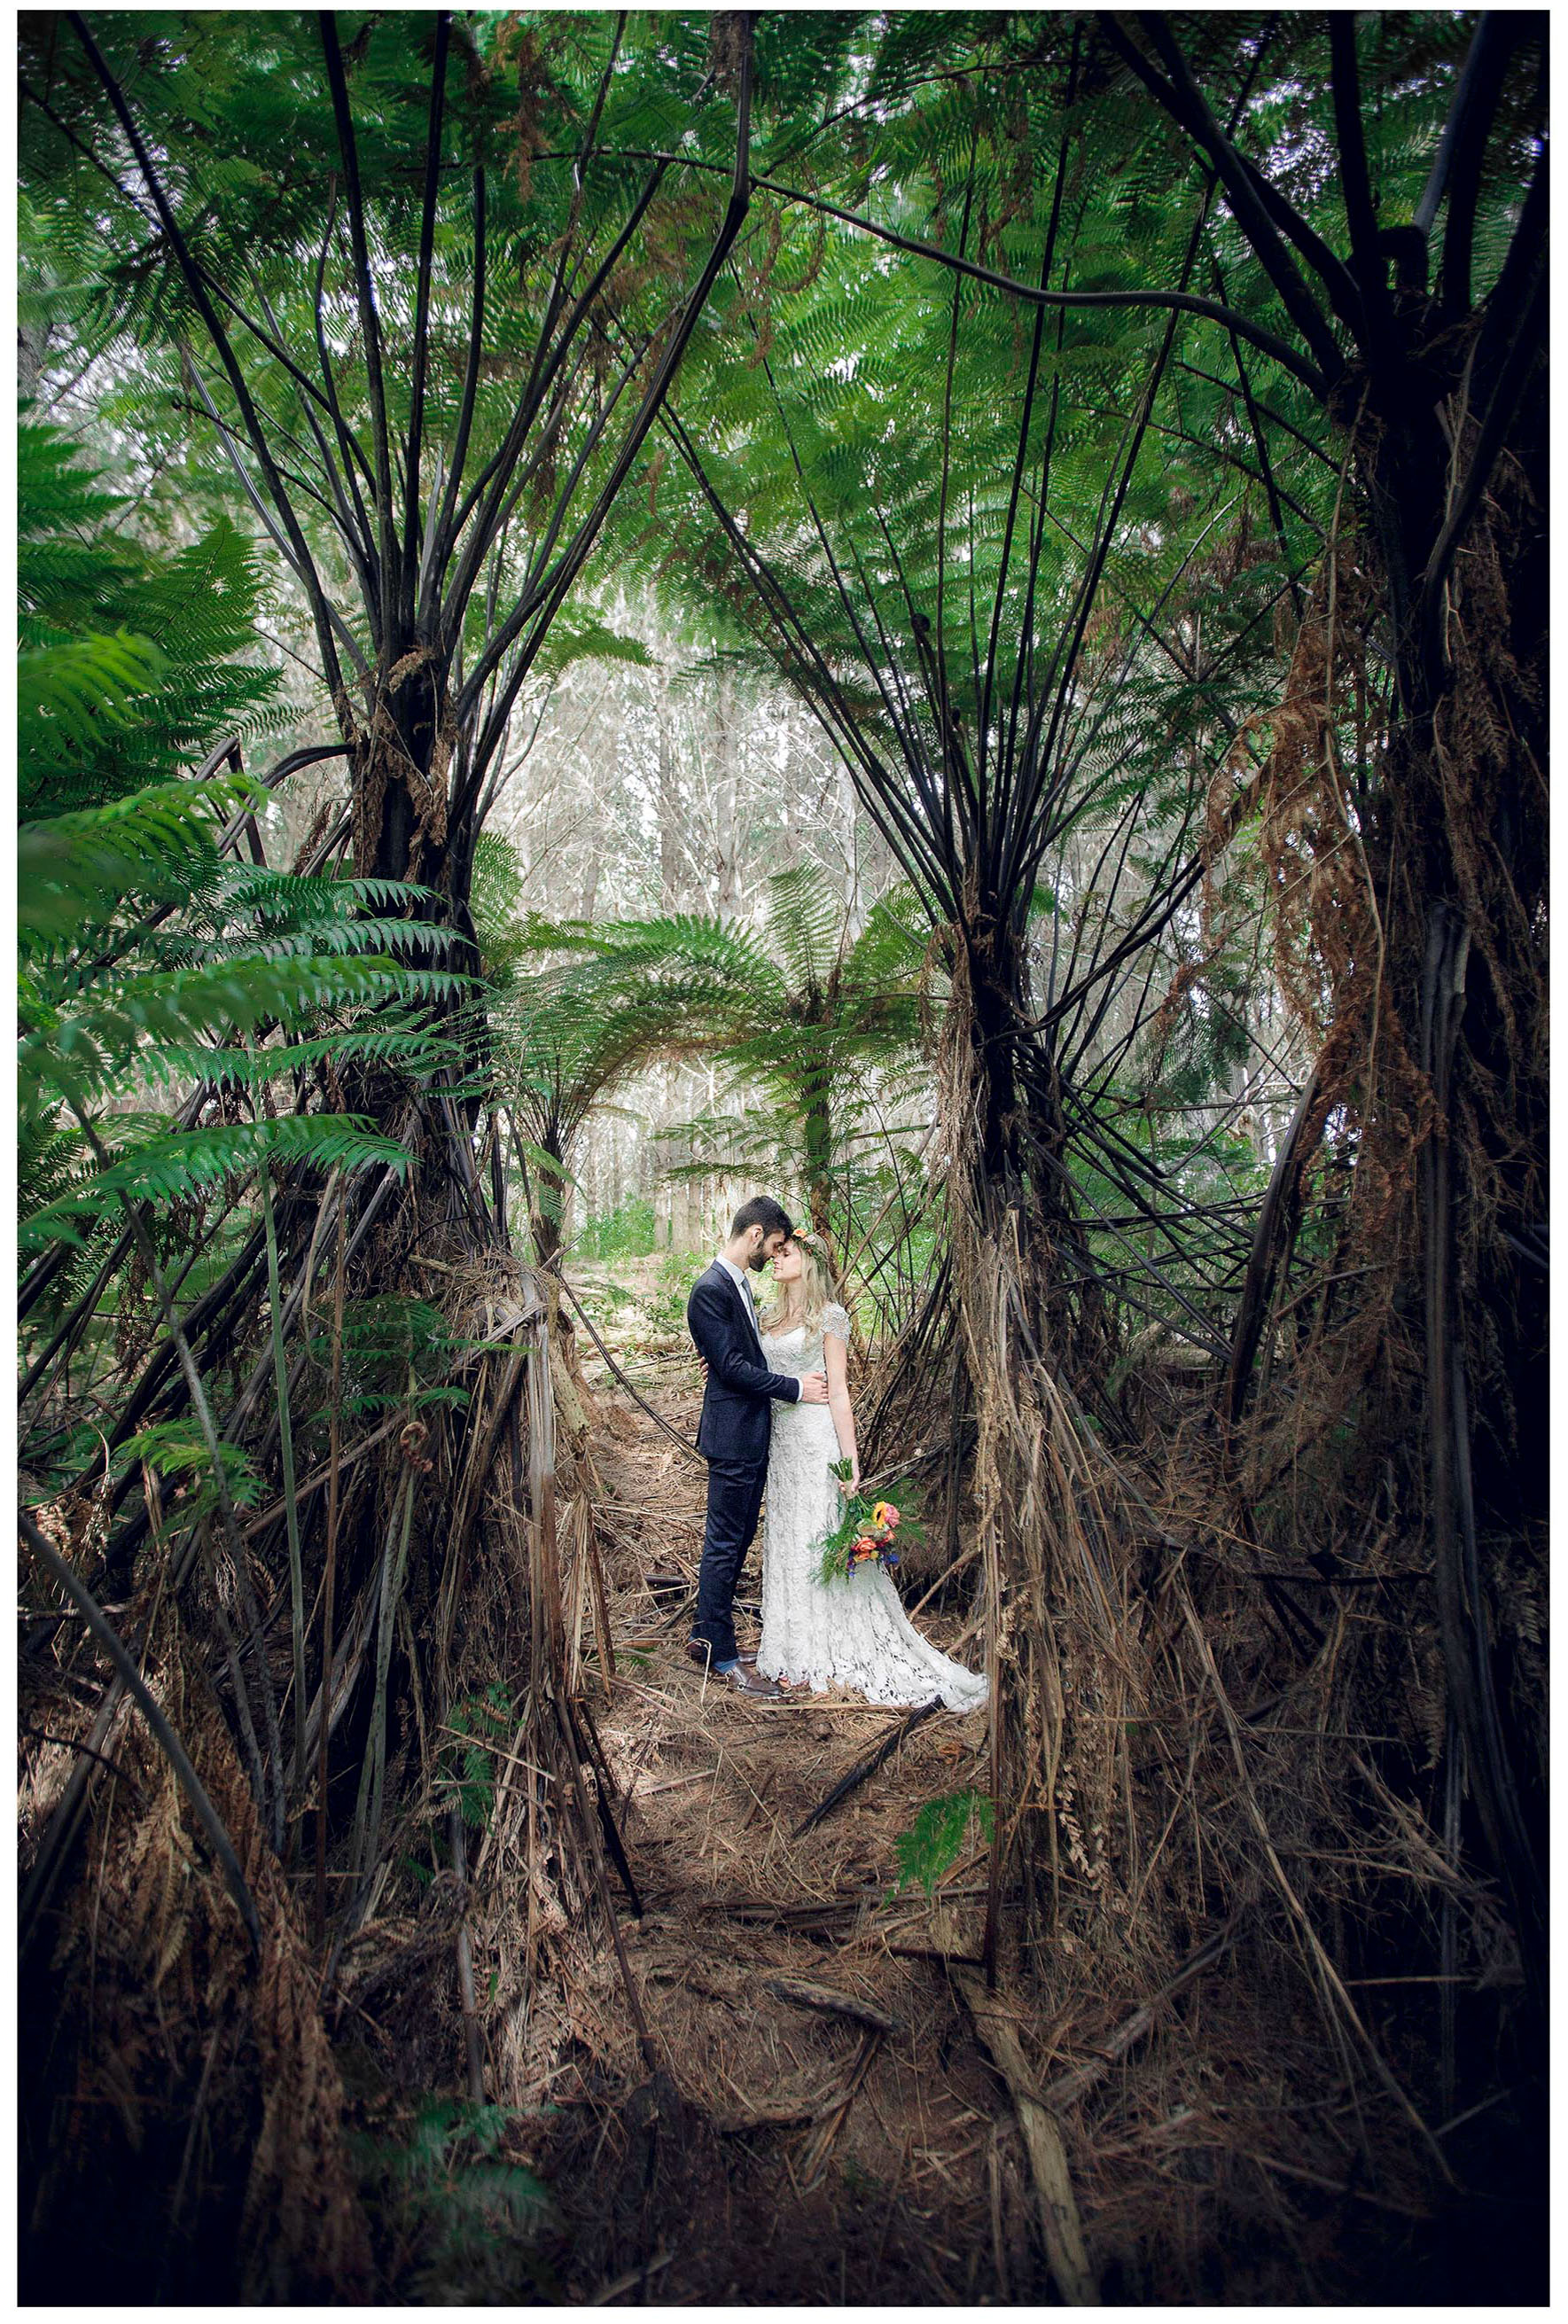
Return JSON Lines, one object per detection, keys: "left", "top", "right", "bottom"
{"left": 815, "top": 1458, "right": 924, "bottom": 1585}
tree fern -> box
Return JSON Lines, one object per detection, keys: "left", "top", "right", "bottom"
{"left": 18, "top": 419, "right": 284, "bottom": 816}
{"left": 483, "top": 855, "right": 933, "bottom": 1259}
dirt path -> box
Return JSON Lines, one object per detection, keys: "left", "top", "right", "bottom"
{"left": 329, "top": 1314, "right": 1506, "bottom": 2304}
{"left": 535, "top": 1348, "right": 1039, "bottom": 2305}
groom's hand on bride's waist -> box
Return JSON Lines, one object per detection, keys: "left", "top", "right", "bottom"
{"left": 693, "top": 1353, "right": 826, "bottom": 1401}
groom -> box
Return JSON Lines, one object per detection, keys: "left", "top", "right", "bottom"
{"left": 685, "top": 1196, "right": 828, "bottom": 1697}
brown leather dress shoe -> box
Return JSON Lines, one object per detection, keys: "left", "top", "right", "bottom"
{"left": 716, "top": 1663, "right": 783, "bottom": 1699}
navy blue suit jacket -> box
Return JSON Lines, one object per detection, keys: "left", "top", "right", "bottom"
{"left": 687, "top": 1261, "right": 800, "bottom": 1465}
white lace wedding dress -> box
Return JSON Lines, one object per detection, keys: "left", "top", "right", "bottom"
{"left": 754, "top": 1306, "right": 987, "bottom": 1713}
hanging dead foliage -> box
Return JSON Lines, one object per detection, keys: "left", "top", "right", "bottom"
{"left": 20, "top": 1603, "right": 371, "bottom": 2302}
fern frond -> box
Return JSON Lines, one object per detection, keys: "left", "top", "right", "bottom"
{"left": 20, "top": 1116, "right": 410, "bottom": 1251}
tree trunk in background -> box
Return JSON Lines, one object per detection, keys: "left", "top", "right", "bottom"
{"left": 19, "top": 316, "right": 50, "bottom": 400}
{"left": 779, "top": 735, "right": 798, "bottom": 870}
{"left": 838, "top": 758, "right": 863, "bottom": 932}
{"left": 530, "top": 1134, "right": 568, "bottom": 1271}
{"left": 579, "top": 823, "right": 603, "bottom": 924}
{"left": 714, "top": 667, "right": 738, "bottom": 916}
{"left": 806, "top": 1171, "right": 834, "bottom": 1263}
{"left": 651, "top": 1065, "right": 675, "bottom": 1247}
{"left": 801, "top": 1041, "right": 835, "bottom": 1260}
{"left": 657, "top": 678, "right": 682, "bottom": 913}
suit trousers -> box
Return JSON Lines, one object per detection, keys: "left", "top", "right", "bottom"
{"left": 691, "top": 1456, "right": 768, "bottom": 1665}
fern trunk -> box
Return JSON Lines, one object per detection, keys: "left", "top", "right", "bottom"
{"left": 802, "top": 1088, "right": 834, "bottom": 1258}
{"left": 1351, "top": 330, "right": 1548, "bottom": 1994}
{"left": 939, "top": 908, "right": 1125, "bottom": 1969}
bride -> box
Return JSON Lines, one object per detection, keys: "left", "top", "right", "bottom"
{"left": 753, "top": 1234, "right": 987, "bottom": 1713}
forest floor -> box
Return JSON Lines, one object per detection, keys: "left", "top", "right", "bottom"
{"left": 328, "top": 1273, "right": 1528, "bottom": 2305}
{"left": 526, "top": 1332, "right": 1032, "bottom": 2305}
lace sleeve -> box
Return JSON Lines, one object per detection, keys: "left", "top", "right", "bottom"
{"left": 823, "top": 1302, "right": 852, "bottom": 1342}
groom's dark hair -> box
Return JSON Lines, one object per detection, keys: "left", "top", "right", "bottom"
{"left": 730, "top": 1195, "right": 793, "bottom": 1241}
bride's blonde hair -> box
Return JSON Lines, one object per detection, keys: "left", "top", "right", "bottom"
{"left": 764, "top": 1235, "right": 836, "bottom": 1336}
